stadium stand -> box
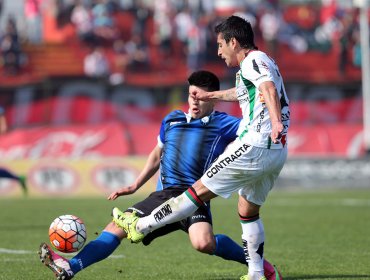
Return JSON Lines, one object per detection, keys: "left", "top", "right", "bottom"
{"left": 0, "top": 1, "right": 364, "bottom": 87}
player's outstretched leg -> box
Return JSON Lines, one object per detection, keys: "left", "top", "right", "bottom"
{"left": 18, "top": 175, "right": 28, "bottom": 196}
{"left": 112, "top": 207, "right": 144, "bottom": 243}
{"left": 38, "top": 242, "right": 74, "bottom": 280}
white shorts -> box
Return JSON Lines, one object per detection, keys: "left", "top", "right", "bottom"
{"left": 201, "top": 137, "right": 287, "bottom": 205}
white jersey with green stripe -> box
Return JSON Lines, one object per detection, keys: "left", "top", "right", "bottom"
{"left": 235, "top": 50, "right": 290, "bottom": 149}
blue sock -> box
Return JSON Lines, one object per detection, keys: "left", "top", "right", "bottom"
{"left": 0, "top": 168, "right": 20, "bottom": 181}
{"left": 69, "top": 231, "right": 121, "bottom": 274}
{"left": 213, "top": 234, "right": 246, "bottom": 264}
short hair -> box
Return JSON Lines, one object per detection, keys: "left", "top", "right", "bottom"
{"left": 214, "top": 15, "right": 257, "bottom": 50}
{"left": 187, "top": 70, "right": 220, "bottom": 92}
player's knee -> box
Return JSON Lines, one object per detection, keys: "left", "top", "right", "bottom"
{"left": 191, "top": 237, "right": 216, "bottom": 254}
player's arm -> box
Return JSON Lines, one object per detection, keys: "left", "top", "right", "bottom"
{"left": 107, "top": 145, "right": 162, "bottom": 200}
{"left": 259, "top": 81, "right": 283, "bottom": 143}
{"left": 190, "top": 85, "right": 237, "bottom": 102}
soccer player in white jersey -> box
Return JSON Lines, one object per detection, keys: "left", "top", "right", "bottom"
{"left": 113, "top": 15, "right": 290, "bottom": 280}
{"left": 38, "top": 70, "right": 281, "bottom": 280}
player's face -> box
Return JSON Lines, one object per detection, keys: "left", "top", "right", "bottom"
{"left": 188, "top": 90, "right": 213, "bottom": 119}
{"left": 217, "top": 33, "right": 238, "bottom": 67}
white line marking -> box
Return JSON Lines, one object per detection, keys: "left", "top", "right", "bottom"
{"left": 0, "top": 248, "right": 32, "bottom": 254}
{"left": 0, "top": 248, "right": 125, "bottom": 259}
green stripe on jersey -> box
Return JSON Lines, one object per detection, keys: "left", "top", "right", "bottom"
{"left": 241, "top": 75, "right": 256, "bottom": 123}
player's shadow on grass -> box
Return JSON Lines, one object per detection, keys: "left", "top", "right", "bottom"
{"left": 284, "top": 275, "right": 370, "bottom": 280}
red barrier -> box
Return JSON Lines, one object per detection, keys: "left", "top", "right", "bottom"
{"left": 0, "top": 122, "right": 365, "bottom": 158}
{"left": 0, "top": 122, "right": 130, "bottom": 158}
{"left": 288, "top": 123, "right": 364, "bottom": 158}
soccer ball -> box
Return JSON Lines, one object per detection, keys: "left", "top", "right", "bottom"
{"left": 49, "top": 215, "right": 87, "bottom": 253}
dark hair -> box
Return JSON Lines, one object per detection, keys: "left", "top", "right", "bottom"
{"left": 187, "top": 70, "right": 220, "bottom": 92}
{"left": 214, "top": 15, "right": 257, "bottom": 50}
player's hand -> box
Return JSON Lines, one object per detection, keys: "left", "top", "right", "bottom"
{"left": 107, "top": 185, "right": 137, "bottom": 200}
{"left": 271, "top": 121, "right": 284, "bottom": 143}
{"left": 190, "top": 85, "right": 209, "bottom": 101}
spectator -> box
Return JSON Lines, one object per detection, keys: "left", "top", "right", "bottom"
{"left": 25, "top": 0, "right": 43, "bottom": 44}
{"left": 91, "top": 0, "right": 118, "bottom": 44}
{"left": 123, "top": 34, "right": 149, "bottom": 71}
{"left": 71, "top": 0, "right": 96, "bottom": 46}
{"left": 186, "top": 18, "right": 206, "bottom": 72}
{"left": 83, "top": 46, "right": 110, "bottom": 78}
{"left": 174, "top": 5, "right": 194, "bottom": 56}
{"left": 259, "top": 6, "right": 282, "bottom": 57}
{"left": 112, "top": 34, "right": 149, "bottom": 75}
{"left": 338, "top": 10, "right": 359, "bottom": 75}
{"left": 352, "top": 22, "right": 361, "bottom": 68}
{"left": 131, "top": 0, "right": 150, "bottom": 42}
{"left": 55, "top": 0, "right": 75, "bottom": 28}
{"left": 152, "top": 0, "right": 174, "bottom": 58}
{"left": 0, "top": 17, "right": 26, "bottom": 75}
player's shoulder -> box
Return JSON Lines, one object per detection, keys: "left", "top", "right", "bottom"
{"left": 212, "top": 111, "right": 240, "bottom": 122}
{"left": 164, "top": 110, "right": 185, "bottom": 121}
{"left": 162, "top": 110, "right": 187, "bottom": 128}
{"left": 243, "top": 50, "right": 270, "bottom": 65}
{"left": 248, "top": 50, "right": 267, "bottom": 59}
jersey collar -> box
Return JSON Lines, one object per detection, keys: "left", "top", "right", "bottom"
{"left": 184, "top": 110, "right": 215, "bottom": 124}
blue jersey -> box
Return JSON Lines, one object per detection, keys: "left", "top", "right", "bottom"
{"left": 156, "top": 110, "right": 241, "bottom": 191}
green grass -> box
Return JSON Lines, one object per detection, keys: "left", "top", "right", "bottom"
{"left": 1, "top": 188, "right": 370, "bottom": 280}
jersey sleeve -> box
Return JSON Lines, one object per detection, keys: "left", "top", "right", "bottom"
{"left": 158, "top": 118, "right": 166, "bottom": 148}
{"left": 241, "top": 53, "right": 274, "bottom": 89}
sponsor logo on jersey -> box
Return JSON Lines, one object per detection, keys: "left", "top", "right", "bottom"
{"left": 256, "top": 108, "right": 265, "bottom": 132}
{"left": 170, "top": 121, "right": 182, "bottom": 126}
{"left": 206, "top": 144, "right": 249, "bottom": 178}
{"left": 236, "top": 72, "right": 240, "bottom": 86}
{"left": 237, "top": 89, "right": 250, "bottom": 105}
{"left": 201, "top": 116, "right": 210, "bottom": 125}
{"left": 153, "top": 204, "right": 173, "bottom": 222}
{"left": 261, "top": 61, "right": 270, "bottom": 72}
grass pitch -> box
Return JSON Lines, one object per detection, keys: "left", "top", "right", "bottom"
{"left": 1, "top": 188, "right": 370, "bottom": 280}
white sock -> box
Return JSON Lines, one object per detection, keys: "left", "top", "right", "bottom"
{"left": 136, "top": 191, "right": 200, "bottom": 235}
{"left": 241, "top": 218, "right": 265, "bottom": 279}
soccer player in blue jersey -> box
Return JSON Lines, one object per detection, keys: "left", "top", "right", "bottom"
{"left": 38, "top": 70, "right": 279, "bottom": 280}
{"left": 0, "top": 168, "right": 27, "bottom": 195}
{"left": 0, "top": 106, "right": 27, "bottom": 195}
{"left": 113, "top": 16, "right": 289, "bottom": 280}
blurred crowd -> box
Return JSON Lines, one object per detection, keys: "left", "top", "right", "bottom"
{"left": 0, "top": 0, "right": 367, "bottom": 77}
{"left": 0, "top": 15, "right": 27, "bottom": 75}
